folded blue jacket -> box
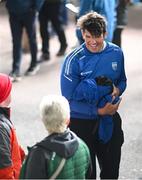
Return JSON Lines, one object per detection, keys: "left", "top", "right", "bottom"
{"left": 98, "top": 95, "right": 120, "bottom": 143}
{"left": 73, "top": 78, "right": 120, "bottom": 143}
{"left": 73, "top": 79, "right": 112, "bottom": 104}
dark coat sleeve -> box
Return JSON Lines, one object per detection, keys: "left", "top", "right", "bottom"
{"left": 0, "top": 124, "right": 14, "bottom": 179}
{"left": 24, "top": 147, "right": 50, "bottom": 179}
{"left": 0, "top": 125, "right": 12, "bottom": 168}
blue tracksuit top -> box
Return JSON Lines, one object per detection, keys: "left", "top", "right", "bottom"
{"left": 60, "top": 42, "right": 127, "bottom": 120}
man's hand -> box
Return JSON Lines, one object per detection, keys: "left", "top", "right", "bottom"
{"left": 111, "top": 84, "right": 120, "bottom": 97}
{"left": 98, "top": 98, "right": 122, "bottom": 116}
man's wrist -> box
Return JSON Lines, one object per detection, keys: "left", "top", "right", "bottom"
{"left": 97, "top": 108, "right": 104, "bottom": 115}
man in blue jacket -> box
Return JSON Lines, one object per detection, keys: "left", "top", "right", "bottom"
{"left": 60, "top": 12, "right": 127, "bottom": 179}
{"left": 6, "top": 0, "right": 44, "bottom": 82}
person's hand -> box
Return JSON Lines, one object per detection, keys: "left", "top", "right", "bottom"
{"left": 111, "top": 84, "right": 120, "bottom": 97}
{"left": 98, "top": 98, "right": 122, "bottom": 116}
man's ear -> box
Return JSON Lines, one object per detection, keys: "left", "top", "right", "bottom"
{"left": 81, "top": 29, "right": 85, "bottom": 39}
{"left": 103, "top": 32, "right": 107, "bottom": 38}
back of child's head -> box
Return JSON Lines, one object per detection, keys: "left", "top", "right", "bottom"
{"left": 0, "top": 73, "right": 12, "bottom": 104}
{"left": 39, "top": 95, "right": 70, "bottom": 134}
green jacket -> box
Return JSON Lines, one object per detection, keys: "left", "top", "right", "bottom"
{"left": 20, "top": 129, "right": 92, "bottom": 179}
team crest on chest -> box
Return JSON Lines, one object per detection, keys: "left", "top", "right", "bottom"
{"left": 112, "top": 62, "right": 117, "bottom": 71}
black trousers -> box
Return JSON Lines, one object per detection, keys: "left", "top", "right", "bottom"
{"left": 9, "top": 11, "right": 37, "bottom": 73}
{"left": 70, "top": 112, "right": 124, "bottom": 179}
{"left": 38, "top": 2, "right": 67, "bottom": 54}
{"left": 112, "top": 28, "right": 123, "bottom": 48}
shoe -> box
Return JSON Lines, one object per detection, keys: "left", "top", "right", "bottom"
{"left": 56, "top": 44, "right": 67, "bottom": 56}
{"left": 9, "top": 71, "right": 22, "bottom": 82}
{"left": 25, "top": 65, "right": 40, "bottom": 76}
{"left": 38, "top": 53, "right": 50, "bottom": 63}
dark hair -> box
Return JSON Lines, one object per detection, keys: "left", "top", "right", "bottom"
{"left": 77, "top": 12, "right": 107, "bottom": 37}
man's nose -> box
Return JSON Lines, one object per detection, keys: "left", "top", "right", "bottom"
{"left": 91, "top": 38, "right": 97, "bottom": 43}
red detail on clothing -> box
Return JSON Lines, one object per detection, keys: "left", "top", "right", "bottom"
{"left": 10, "top": 126, "right": 25, "bottom": 179}
{"left": 0, "top": 166, "right": 15, "bottom": 179}
{"left": 0, "top": 73, "right": 12, "bottom": 103}
{"left": 0, "top": 121, "right": 25, "bottom": 179}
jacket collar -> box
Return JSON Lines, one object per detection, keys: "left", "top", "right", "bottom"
{"left": 0, "top": 107, "right": 10, "bottom": 119}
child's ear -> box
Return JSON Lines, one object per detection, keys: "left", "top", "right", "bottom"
{"left": 66, "top": 118, "right": 70, "bottom": 126}
{"left": 0, "top": 94, "right": 11, "bottom": 107}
